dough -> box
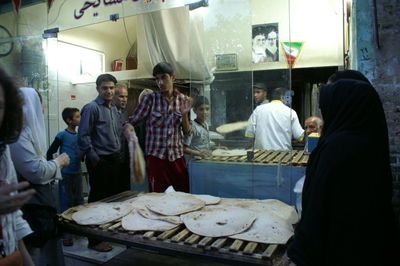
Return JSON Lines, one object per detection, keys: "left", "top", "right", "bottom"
{"left": 212, "top": 149, "right": 247, "bottom": 157}
{"left": 216, "top": 121, "right": 251, "bottom": 134}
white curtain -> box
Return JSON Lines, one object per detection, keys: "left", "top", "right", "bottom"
{"left": 311, "top": 83, "right": 321, "bottom": 117}
{"left": 137, "top": 6, "right": 213, "bottom": 83}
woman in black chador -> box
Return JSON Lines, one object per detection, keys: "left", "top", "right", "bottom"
{"left": 287, "top": 78, "right": 400, "bottom": 266}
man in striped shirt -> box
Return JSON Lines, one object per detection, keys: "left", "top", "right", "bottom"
{"left": 124, "top": 62, "right": 191, "bottom": 192}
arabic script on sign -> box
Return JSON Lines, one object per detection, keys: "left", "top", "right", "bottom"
{"left": 74, "top": 0, "right": 167, "bottom": 20}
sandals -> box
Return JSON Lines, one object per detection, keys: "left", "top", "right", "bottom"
{"left": 87, "top": 242, "right": 113, "bottom": 252}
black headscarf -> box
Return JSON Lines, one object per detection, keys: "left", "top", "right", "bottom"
{"left": 287, "top": 79, "right": 399, "bottom": 266}
{"left": 327, "top": 69, "right": 371, "bottom": 84}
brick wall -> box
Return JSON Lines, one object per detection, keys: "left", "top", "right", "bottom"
{"left": 368, "top": 0, "right": 400, "bottom": 208}
{"left": 353, "top": 0, "right": 400, "bottom": 208}
{"left": 373, "top": 0, "right": 400, "bottom": 185}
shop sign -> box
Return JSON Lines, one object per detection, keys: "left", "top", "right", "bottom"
{"left": 74, "top": 0, "right": 167, "bottom": 20}
{"left": 215, "top": 53, "right": 237, "bottom": 71}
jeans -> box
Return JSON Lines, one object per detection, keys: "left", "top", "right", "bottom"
{"left": 58, "top": 173, "right": 84, "bottom": 213}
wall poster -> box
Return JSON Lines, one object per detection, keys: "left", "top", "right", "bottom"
{"left": 251, "top": 23, "right": 279, "bottom": 64}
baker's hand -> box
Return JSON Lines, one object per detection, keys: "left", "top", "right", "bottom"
{"left": 199, "top": 150, "right": 212, "bottom": 158}
{"left": 55, "top": 153, "right": 70, "bottom": 168}
{"left": 0, "top": 182, "right": 35, "bottom": 215}
{"left": 124, "top": 123, "right": 135, "bottom": 142}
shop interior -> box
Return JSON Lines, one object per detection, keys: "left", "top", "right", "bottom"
{"left": 0, "top": 0, "right": 347, "bottom": 201}
{"left": 0, "top": 1, "right": 358, "bottom": 263}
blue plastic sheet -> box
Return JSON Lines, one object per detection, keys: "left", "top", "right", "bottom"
{"left": 189, "top": 161, "right": 305, "bottom": 205}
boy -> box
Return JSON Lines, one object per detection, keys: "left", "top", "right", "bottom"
{"left": 47, "top": 107, "right": 83, "bottom": 246}
{"left": 184, "top": 96, "right": 213, "bottom": 160}
{"left": 124, "top": 62, "right": 191, "bottom": 192}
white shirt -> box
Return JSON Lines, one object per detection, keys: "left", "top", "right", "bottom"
{"left": 245, "top": 100, "right": 304, "bottom": 151}
{"left": 0, "top": 147, "right": 33, "bottom": 255}
{"left": 190, "top": 108, "right": 197, "bottom": 121}
{"left": 9, "top": 127, "right": 60, "bottom": 185}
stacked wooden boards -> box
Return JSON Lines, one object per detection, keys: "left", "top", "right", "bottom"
{"left": 203, "top": 149, "right": 309, "bottom": 166}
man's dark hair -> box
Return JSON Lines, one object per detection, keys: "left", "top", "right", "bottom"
{"left": 253, "top": 83, "right": 267, "bottom": 91}
{"left": 0, "top": 67, "right": 23, "bottom": 145}
{"left": 96, "top": 74, "right": 117, "bottom": 88}
{"left": 193, "top": 96, "right": 209, "bottom": 110}
{"left": 270, "top": 87, "right": 286, "bottom": 101}
{"left": 153, "top": 62, "right": 174, "bottom": 76}
{"left": 62, "top": 107, "right": 79, "bottom": 125}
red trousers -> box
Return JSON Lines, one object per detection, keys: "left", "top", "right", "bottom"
{"left": 146, "top": 156, "right": 189, "bottom": 192}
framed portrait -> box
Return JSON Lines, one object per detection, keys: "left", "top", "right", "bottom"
{"left": 252, "top": 23, "right": 279, "bottom": 64}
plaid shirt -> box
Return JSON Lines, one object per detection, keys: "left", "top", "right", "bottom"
{"left": 128, "top": 90, "right": 190, "bottom": 161}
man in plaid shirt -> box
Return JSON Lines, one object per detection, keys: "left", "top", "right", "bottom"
{"left": 124, "top": 62, "right": 191, "bottom": 192}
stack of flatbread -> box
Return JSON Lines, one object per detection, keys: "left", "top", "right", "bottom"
{"left": 217, "top": 198, "right": 298, "bottom": 244}
{"left": 145, "top": 192, "right": 206, "bottom": 216}
{"left": 230, "top": 211, "right": 294, "bottom": 244}
{"left": 122, "top": 192, "right": 210, "bottom": 232}
{"left": 122, "top": 210, "right": 180, "bottom": 231}
{"left": 65, "top": 191, "right": 297, "bottom": 245}
{"left": 129, "top": 131, "right": 145, "bottom": 184}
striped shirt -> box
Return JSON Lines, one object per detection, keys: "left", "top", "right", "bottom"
{"left": 128, "top": 90, "right": 190, "bottom": 161}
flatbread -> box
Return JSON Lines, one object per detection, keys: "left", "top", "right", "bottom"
{"left": 129, "top": 131, "right": 145, "bottom": 184}
{"left": 60, "top": 204, "right": 89, "bottom": 221}
{"left": 192, "top": 194, "right": 221, "bottom": 205}
{"left": 72, "top": 202, "right": 133, "bottom": 225}
{"left": 138, "top": 208, "right": 182, "bottom": 225}
{"left": 146, "top": 192, "right": 206, "bottom": 216}
{"left": 216, "top": 121, "right": 251, "bottom": 134}
{"left": 124, "top": 193, "right": 164, "bottom": 204}
{"left": 258, "top": 199, "right": 299, "bottom": 225}
{"left": 122, "top": 210, "right": 178, "bottom": 231}
{"left": 230, "top": 211, "right": 294, "bottom": 244}
{"left": 212, "top": 149, "right": 247, "bottom": 157}
{"left": 219, "top": 198, "right": 299, "bottom": 225}
{"left": 181, "top": 206, "right": 257, "bottom": 237}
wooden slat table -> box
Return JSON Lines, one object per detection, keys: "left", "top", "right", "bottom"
{"left": 59, "top": 192, "right": 287, "bottom": 265}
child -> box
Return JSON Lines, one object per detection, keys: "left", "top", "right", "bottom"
{"left": 47, "top": 107, "right": 83, "bottom": 246}
{"left": 184, "top": 96, "right": 213, "bottom": 160}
